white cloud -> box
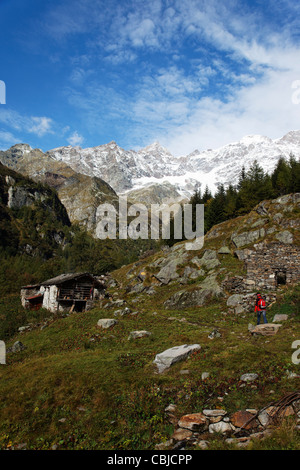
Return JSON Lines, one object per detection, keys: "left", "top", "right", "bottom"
{"left": 67, "top": 131, "right": 84, "bottom": 146}
{"left": 0, "top": 109, "right": 54, "bottom": 137}
{"left": 29, "top": 116, "right": 53, "bottom": 137}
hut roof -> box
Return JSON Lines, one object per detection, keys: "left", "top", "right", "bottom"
{"left": 41, "top": 272, "right": 103, "bottom": 287}
{"left": 22, "top": 273, "right": 105, "bottom": 289}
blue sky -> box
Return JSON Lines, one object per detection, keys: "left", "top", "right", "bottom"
{"left": 0, "top": 0, "right": 300, "bottom": 155}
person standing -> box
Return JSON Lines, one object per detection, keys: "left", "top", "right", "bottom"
{"left": 255, "top": 293, "right": 268, "bottom": 325}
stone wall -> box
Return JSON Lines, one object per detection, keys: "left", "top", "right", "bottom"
{"left": 42, "top": 285, "right": 60, "bottom": 313}
{"left": 245, "top": 242, "right": 300, "bottom": 291}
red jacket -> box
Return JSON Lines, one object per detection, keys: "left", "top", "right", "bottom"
{"left": 255, "top": 297, "right": 266, "bottom": 312}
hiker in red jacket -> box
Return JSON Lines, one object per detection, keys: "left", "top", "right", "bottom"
{"left": 255, "top": 293, "right": 268, "bottom": 325}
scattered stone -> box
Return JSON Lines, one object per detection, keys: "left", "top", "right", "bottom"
{"left": 114, "top": 307, "right": 131, "bottom": 316}
{"left": 258, "top": 407, "right": 276, "bottom": 427}
{"left": 240, "top": 373, "right": 258, "bottom": 383}
{"left": 272, "top": 314, "right": 289, "bottom": 322}
{"left": 172, "top": 428, "right": 193, "bottom": 441}
{"left": 208, "top": 329, "right": 221, "bottom": 339}
{"left": 104, "top": 299, "right": 126, "bottom": 309}
{"left": 77, "top": 406, "right": 87, "bottom": 412}
{"left": 203, "top": 410, "right": 227, "bottom": 418}
{"left": 196, "top": 440, "right": 209, "bottom": 450}
{"left": 15, "top": 443, "right": 27, "bottom": 450}
{"left": 246, "top": 409, "right": 258, "bottom": 415}
{"left": 155, "top": 439, "right": 173, "bottom": 450}
{"left": 218, "top": 246, "right": 232, "bottom": 255}
{"left": 18, "top": 326, "right": 31, "bottom": 332}
{"left": 97, "top": 319, "right": 118, "bottom": 329}
{"left": 8, "top": 341, "right": 26, "bottom": 353}
{"left": 165, "top": 404, "right": 177, "bottom": 414}
{"left": 153, "top": 344, "right": 201, "bottom": 373}
{"left": 178, "top": 413, "right": 208, "bottom": 432}
{"left": 230, "top": 411, "right": 257, "bottom": 430}
{"left": 201, "top": 372, "right": 210, "bottom": 380}
{"left": 128, "top": 330, "right": 152, "bottom": 340}
{"left": 209, "top": 421, "right": 234, "bottom": 435}
{"left": 286, "top": 370, "right": 300, "bottom": 379}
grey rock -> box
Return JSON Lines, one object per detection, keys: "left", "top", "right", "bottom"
{"left": 273, "top": 213, "right": 283, "bottom": 224}
{"left": 203, "top": 409, "right": 227, "bottom": 418}
{"left": 182, "top": 266, "right": 204, "bottom": 280}
{"left": 250, "top": 323, "right": 282, "bottom": 336}
{"left": 208, "top": 329, "right": 221, "bottom": 339}
{"left": 201, "top": 372, "right": 210, "bottom": 380}
{"left": 218, "top": 246, "right": 232, "bottom": 254}
{"left": 97, "top": 319, "right": 118, "bottom": 329}
{"left": 191, "top": 250, "right": 221, "bottom": 270}
{"left": 227, "top": 294, "right": 243, "bottom": 308}
{"left": 232, "top": 228, "right": 265, "bottom": 248}
{"left": 240, "top": 373, "right": 258, "bottom": 382}
{"left": 114, "top": 307, "right": 131, "bottom": 316}
{"left": 153, "top": 344, "right": 201, "bottom": 373}
{"left": 10, "top": 341, "right": 26, "bottom": 353}
{"left": 128, "top": 330, "right": 152, "bottom": 340}
{"left": 164, "top": 283, "right": 223, "bottom": 309}
{"left": 273, "top": 314, "right": 289, "bottom": 322}
{"left": 256, "top": 202, "right": 269, "bottom": 216}
{"left": 275, "top": 230, "right": 293, "bottom": 244}
{"left": 209, "top": 421, "right": 234, "bottom": 435}
{"left": 155, "top": 260, "right": 180, "bottom": 284}
{"left": 272, "top": 194, "right": 292, "bottom": 205}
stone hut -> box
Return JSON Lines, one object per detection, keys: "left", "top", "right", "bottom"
{"left": 21, "top": 272, "right": 106, "bottom": 313}
{"left": 245, "top": 242, "right": 300, "bottom": 291}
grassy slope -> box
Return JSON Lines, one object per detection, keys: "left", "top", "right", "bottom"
{"left": 0, "top": 198, "right": 300, "bottom": 450}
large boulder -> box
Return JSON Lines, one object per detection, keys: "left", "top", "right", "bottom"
{"left": 232, "top": 228, "right": 265, "bottom": 248}
{"left": 227, "top": 294, "right": 244, "bottom": 308}
{"left": 155, "top": 260, "right": 180, "bottom": 284}
{"left": 275, "top": 230, "right": 293, "bottom": 244}
{"left": 164, "top": 287, "right": 222, "bottom": 309}
{"left": 153, "top": 344, "right": 201, "bottom": 373}
{"left": 250, "top": 323, "right": 282, "bottom": 336}
{"left": 191, "top": 249, "right": 221, "bottom": 270}
{"left": 164, "top": 274, "right": 223, "bottom": 309}
{"left": 153, "top": 251, "right": 189, "bottom": 284}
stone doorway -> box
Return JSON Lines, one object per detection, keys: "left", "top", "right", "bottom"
{"left": 275, "top": 270, "right": 287, "bottom": 286}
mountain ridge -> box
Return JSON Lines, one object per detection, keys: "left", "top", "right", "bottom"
{"left": 46, "top": 129, "right": 300, "bottom": 196}
{"left": 2, "top": 130, "right": 300, "bottom": 199}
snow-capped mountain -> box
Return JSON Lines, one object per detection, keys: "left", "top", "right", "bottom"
{"left": 46, "top": 130, "right": 300, "bottom": 198}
